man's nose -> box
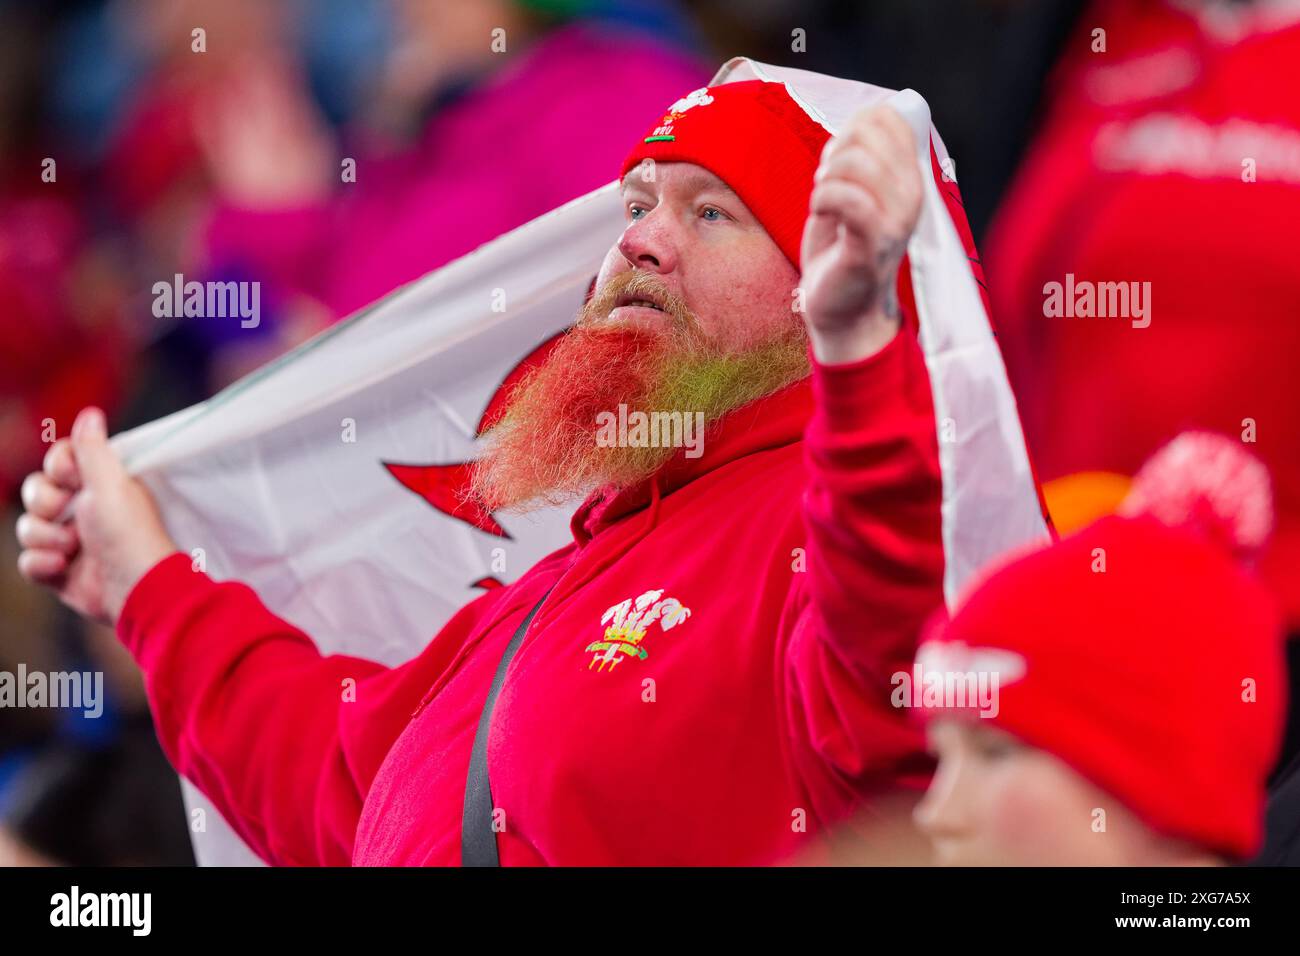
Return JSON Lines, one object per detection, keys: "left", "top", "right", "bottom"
{"left": 617, "top": 209, "right": 678, "bottom": 273}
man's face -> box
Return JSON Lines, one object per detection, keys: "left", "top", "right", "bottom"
{"left": 914, "top": 720, "right": 1164, "bottom": 866}
{"left": 594, "top": 161, "right": 801, "bottom": 349}
{"left": 471, "top": 161, "right": 809, "bottom": 513}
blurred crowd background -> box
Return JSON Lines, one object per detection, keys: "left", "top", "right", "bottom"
{"left": 2, "top": 0, "right": 1298, "bottom": 865}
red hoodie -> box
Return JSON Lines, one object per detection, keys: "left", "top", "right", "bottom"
{"left": 116, "top": 328, "right": 944, "bottom": 865}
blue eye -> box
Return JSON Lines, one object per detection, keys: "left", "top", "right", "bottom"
{"left": 628, "top": 205, "right": 647, "bottom": 221}
{"left": 701, "top": 207, "right": 723, "bottom": 221}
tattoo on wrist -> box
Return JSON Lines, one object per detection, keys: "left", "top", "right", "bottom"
{"left": 876, "top": 236, "right": 906, "bottom": 320}
{"left": 883, "top": 284, "right": 900, "bottom": 320}
{"left": 875, "top": 236, "right": 907, "bottom": 271}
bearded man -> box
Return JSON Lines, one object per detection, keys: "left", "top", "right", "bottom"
{"left": 17, "top": 80, "right": 951, "bottom": 865}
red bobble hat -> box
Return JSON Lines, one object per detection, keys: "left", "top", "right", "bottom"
{"left": 915, "top": 432, "right": 1287, "bottom": 860}
{"left": 619, "top": 80, "right": 832, "bottom": 267}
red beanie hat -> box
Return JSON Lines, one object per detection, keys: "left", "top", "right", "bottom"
{"left": 914, "top": 432, "right": 1286, "bottom": 860}
{"left": 620, "top": 80, "right": 832, "bottom": 267}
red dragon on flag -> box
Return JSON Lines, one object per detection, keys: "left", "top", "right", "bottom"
{"left": 382, "top": 330, "right": 567, "bottom": 545}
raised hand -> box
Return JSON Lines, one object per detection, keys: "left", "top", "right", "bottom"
{"left": 799, "top": 104, "right": 923, "bottom": 365}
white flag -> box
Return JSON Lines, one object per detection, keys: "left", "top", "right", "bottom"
{"left": 112, "top": 58, "right": 1050, "bottom": 865}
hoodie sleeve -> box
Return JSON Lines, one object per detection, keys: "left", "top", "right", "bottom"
{"left": 115, "top": 552, "right": 496, "bottom": 866}
{"left": 781, "top": 324, "right": 945, "bottom": 825}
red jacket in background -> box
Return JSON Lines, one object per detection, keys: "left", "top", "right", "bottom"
{"left": 985, "top": 0, "right": 1300, "bottom": 623}
{"left": 116, "top": 329, "right": 944, "bottom": 865}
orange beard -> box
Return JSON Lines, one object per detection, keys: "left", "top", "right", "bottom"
{"left": 471, "top": 270, "right": 810, "bottom": 513}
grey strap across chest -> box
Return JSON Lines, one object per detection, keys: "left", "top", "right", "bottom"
{"left": 460, "top": 588, "right": 552, "bottom": 866}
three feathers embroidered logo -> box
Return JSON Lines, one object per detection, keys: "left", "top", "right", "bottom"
{"left": 644, "top": 87, "right": 714, "bottom": 144}
{"left": 586, "top": 589, "right": 692, "bottom": 672}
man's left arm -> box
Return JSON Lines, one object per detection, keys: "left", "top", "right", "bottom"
{"left": 781, "top": 105, "right": 945, "bottom": 818}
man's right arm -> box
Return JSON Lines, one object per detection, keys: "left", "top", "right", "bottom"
{"left": 116, "top": 551, "right": 510, "bottom": 866}
{"left": 19, "top": 410, "right": 383, "bottom": 864}
{"left": 118, "top": 553, "right": 396, "bottom": 865}
{"left": 16, "top": 408, "right": 502, "bottom": 865}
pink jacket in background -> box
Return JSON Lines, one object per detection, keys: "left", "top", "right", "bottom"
{"left": 204, "top": 22, "right": 709, "bottom": 319}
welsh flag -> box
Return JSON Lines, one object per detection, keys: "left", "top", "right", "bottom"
{"left": 112, "top": 58, "right": 1051, "bottom": 865}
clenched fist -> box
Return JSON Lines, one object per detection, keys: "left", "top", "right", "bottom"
{"left": 16, "top": 407, "right": 178, "bottom": 626}
{"left": 800, "top": 103, "right": 923, "bottom": 364}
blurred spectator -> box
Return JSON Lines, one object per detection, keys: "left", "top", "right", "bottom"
{"left": 913, "top": 433, "right": 1285, "bottom": 866}
{"left": 1, "top": 712, "right": 197, "bottom": 866}
{"left": 983, "top": 0, "right": 1300, "bottom": 771}
{"left": 685, "top": 0, "right": 1090, "bottom": 241}
{"left": 196, "top": 0, "right": 709, "bottom": 385}
{"left": 0, "top": 5, "right": 134, "bottom": 502}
